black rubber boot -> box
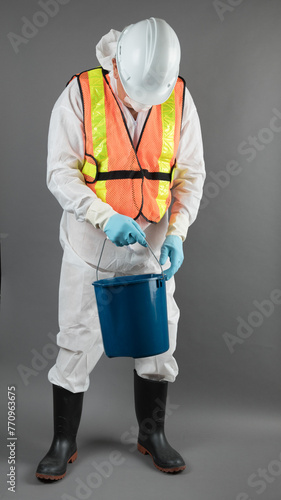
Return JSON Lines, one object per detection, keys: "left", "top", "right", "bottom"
{"left": 36, "top": 384, "right": 84, "bottom": 481}
{"left": 134, "top": 369, "right": 186, "bottom": 473}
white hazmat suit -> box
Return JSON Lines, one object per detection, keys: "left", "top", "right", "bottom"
{"left": 47, "top": 29, "right": 206, "bottom": 393}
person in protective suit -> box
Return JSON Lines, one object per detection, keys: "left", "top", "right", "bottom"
{"left": 36, "top": 17, "right": 206, "bottom": 480}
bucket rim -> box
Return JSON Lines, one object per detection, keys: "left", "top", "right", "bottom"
{"left": 93, "top": 272, "right": 165, "bottom": 287}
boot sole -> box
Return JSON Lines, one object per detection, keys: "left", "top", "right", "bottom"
{"left": 35, "top": 450, "right": 77, "bottom": 481}
{"left": 137, "top": 443, "right": 186, "bottom": 473}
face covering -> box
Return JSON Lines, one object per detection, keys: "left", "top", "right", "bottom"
{"left": 124, "top": 96, "right": 151, "bottom": 113}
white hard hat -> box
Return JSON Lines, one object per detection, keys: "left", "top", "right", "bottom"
{"left": 116, "top": 17, "right": 181, "bottom": 106}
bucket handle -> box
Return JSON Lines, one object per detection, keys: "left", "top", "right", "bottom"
{"left": 95, "top": 237, "right": 165, "bottom": 282}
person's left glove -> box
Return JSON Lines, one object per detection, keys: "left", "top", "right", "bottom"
{"left": 159, "top": 235, "right": 184, "bottom": 281}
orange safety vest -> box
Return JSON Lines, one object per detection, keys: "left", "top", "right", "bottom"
{"left": 68, "top": 67, "right": 185, "bottom": 223}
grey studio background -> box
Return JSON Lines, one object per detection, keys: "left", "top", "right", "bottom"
{"left": 1, "top": 0, "right": 281, "bottom": 499}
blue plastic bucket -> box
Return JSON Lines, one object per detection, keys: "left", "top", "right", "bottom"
{"left": 93, "top": 240, "right": 169, "bottom": 358}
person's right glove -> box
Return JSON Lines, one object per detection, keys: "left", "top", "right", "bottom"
{"left": 104, "top": 213, "right": 147, "bottom": 247}
{"left": 159, "top": 235, "right": 184, "bottom": 281}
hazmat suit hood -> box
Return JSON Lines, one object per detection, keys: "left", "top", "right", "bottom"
{"left": 96, "top": 29, "right": 121, "bottom": 71}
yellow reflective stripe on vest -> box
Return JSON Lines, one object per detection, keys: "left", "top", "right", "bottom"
{"left": 83, "top": 68, "right": 108, "bottom": 202}
{"left": 156, "top": 89, "right": 176, "bottom": 219}
{"left": 82, "top": 160, "right": 96, "bottom": 179}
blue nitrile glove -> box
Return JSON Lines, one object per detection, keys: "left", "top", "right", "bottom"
{"left": 104, "top": 214, "right": 147, "bottom": 247}
{"left": 159, "top": 235, "right": 184, "bottom": 281}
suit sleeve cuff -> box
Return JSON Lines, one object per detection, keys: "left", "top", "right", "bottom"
{"left": 166, "top": 212, "right": 190, "bottom": 242}
{"left": 85, "top": 198, "right": 117, "bottom": 231}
